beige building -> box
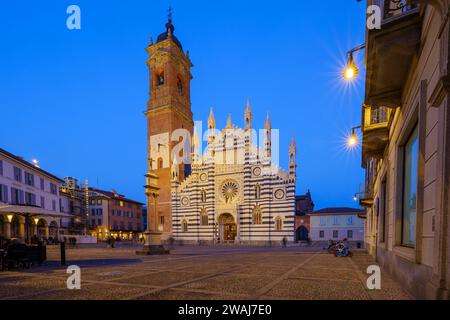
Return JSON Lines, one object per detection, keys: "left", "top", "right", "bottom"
{"left": 361, "top": 0, "right": 450, "bottom": 299}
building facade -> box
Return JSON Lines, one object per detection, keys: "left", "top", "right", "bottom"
{"left": 360, "top": 0, "right": 450, "bottom": 299}
{"left": 171, "top": 105, "right": 297, "bottom": 245}
{"left": 145, "top": 15, "right": 194, "bottom": 240}
{"left": 309, "top": 207, "right": 365, "bottom": 245}
{"left": 89, "top": 188, "right": 144, "bottom": 241}
{"left": 59, "top": 177, "right": 88, "bottom": 235}
{"left": 295, "top": 191, "right": 314, "bottom": 241}
{"left": 0, "top": 148, "right": 67, "bottom": 242}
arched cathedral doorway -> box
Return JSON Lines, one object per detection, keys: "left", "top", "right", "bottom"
{"left": 218, "top": 213, "right": 237, "bottom": 243}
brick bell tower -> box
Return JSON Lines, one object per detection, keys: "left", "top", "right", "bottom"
{"left": 145, "top": 10, "right": 193, "bottom": 239}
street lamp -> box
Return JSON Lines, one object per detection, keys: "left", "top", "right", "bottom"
{"left": 343, "top": 44, "right": 365, "bottom": 81}
{"left": 347, "top": 126, "right": 362, "bottom": 148}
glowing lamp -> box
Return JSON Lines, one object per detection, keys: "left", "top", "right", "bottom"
{"left": 343, "top": 52, "right": 359, "bottom": 80}
{"left": 347, "top": 129, "right": 359, "bottom": 148}
{"left": 6, "top": 214, "right": 13, "bottom": 223}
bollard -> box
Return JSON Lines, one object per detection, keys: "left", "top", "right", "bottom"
{"left": 60, "top": 241, "right": 66, "bottom": 266}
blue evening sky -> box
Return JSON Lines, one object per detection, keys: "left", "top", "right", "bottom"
{"left": 0, "top": 1, "right": 367, "bottom": 209}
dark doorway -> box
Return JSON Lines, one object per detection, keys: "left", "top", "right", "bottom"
{"left": 297, "top": 226, "right": 309, "bottom": 241}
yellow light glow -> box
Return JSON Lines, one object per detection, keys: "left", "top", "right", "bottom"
{"left": 347, "top": 134, "right": 358, "bottom": 147}
{"left": 353, "top": 196, "right": 358, "bottom": 202}
{"left": 344, "top": 66, "right": 356, "bottom": 80}
{"left": 34, "top": 218, "right": 40, "bottom": 225}
{"left": 343, "top": 51, "right": 359, "bottom": 81}
{"left": 6, "top": 214, "right": 13, "bottom": 223}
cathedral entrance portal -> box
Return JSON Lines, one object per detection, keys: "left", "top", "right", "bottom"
{"left": 218, "top": 213, "right": 237, "bottom": 243}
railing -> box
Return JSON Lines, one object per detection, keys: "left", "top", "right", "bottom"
{"left": 363, "top": 105, "right": 391, "bottom": 129}
{"left": 383, "top": 0, "right": 418, "bottom": 20}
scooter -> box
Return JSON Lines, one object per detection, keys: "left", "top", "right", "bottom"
{"left": 334, "top": 242, "right": 353, "bottom": 257}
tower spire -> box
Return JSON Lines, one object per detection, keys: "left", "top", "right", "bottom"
{"left": 289, "top": 131, "right": 297, "bottom": 178}
{"left": 245, "top": 98, "right": 252, "bottom": 130}
{"left": 225, "top": 113, "right": 233, "bottom": 129}
{"left": 208, "top": 106, "right": 216, "bottom": 130}
{"left": 264, "top": 112, "right": 272, "bottom": 130}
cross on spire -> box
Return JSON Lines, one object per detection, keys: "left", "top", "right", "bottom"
{"left": 168, "top": 6, "right": 173, "bottom": 22}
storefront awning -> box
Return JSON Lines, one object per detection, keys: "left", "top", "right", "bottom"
{"left": 0, "top": 204, "right": 73, "bottom": 218}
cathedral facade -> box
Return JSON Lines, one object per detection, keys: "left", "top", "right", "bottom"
{"left": 170, "top": 105, "right": 297, "bottom": 244}
{"left": 146, "top": 14, "right": 296, "bottom": 244}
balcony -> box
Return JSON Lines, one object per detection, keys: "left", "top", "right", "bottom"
{"left": 365, "top": 0, "right": 422, "bottom": 108}
{"left": 362, "top": 105, "right": 392, "bottom": 159}
{"left": 359, "top": 162, "right": 376, "bottom": 208}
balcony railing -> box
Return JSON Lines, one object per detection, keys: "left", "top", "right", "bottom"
{"left": 363, "top": 106, "right": 391, "bottom": 130}
{"left": 362, "top": 105, "right": 392, "bottom": 159}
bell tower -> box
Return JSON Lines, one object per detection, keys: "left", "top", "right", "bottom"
{"left": 145, "top": 10, "right": 194, "bottom": 239}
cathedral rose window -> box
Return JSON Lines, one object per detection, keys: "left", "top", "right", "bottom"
{"left": 221, "top": 180, "right": 238, "bottom": 204}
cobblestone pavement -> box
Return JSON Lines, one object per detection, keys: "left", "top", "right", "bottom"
{"left": 0, "top": 245, "right": 413, "bottom": 300}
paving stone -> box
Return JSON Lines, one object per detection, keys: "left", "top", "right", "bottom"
{"left": 266, "top": 278, "right": 371, "bottom": 300}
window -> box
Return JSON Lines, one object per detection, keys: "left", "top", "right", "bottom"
{"left": 40, "top": 178, "right": 45, "bottom": 190}
{"left": 91, "top": 219, "right": 96, "bottom": 226}
{"left": 91, "top": 209, "right": 95, "bottom": 216}
{"left": 347, "top": 230, "right": 353, "bottom": 239}
{"left": 113, "top": 222, "right": 118, "bottom": 230}
{"left": 137, "top": 223, "right": 141, "bottom": 231}
{"left": 25, "top": 172, "right": 34, "bottom": 187}
{"left": 40, "top": 196, "right": 45, "bottom": 209}
{"left": 0, "top": 184, "right": 8, "bottom": 203}
{"left": 112, "top": 210, "right": 115, "bottom": 216}
{"left": 97, "top": 199, "right": 102, "bottom": 205}
{"left": 128, "top": 222, "right": 133, "bottom": 230}
{"left": 52, "top": 200, "right": 56, "bottom": 211}
{"left": 0, "top": 160, "right": 3, "bottom": 175}
{"left": 201, "top": 189, "right": 207, "bottom": 203}
{"left": 120, "top": 222, "right": 125, "bottom": 230}
{"left": 253, "top": 206, "right": 262, "bottom": 225}
{"left": 347, "top": 216, "right": 353, "bottom": 225}
{"left": 333, "top": 230, "right": 339, "bottom": 238}
{"left": 275, "top": 216, "right": 283, "bottom": 231}
{"left": 200, "top": 209, "right": 208, "bottom": 226}
{"left": 98, "top": 219, "right": 102, "bottom": 225}
{"left": 158, "top": 158, "right": 163, "bottom": 169}
{"left": 13, "top": 167, "right": 22, "bottom": 182}
{"left": 182, "top": 220, "right": 188, "bottom": 232}
{"left": 25, "top": 192, "right": 36, "bottom": 206}
{"left": 380, "top": 179, "right": 387, "bottom": 243}
{"left": 319, "top": 230, "right": 325, "bottom": 238}
{"left": 402, "top": 125, "right": 419, "bottom": 247}
{"left": 333, "top": 216, "right": 340, "bottom": 225}
{"left": 98, "top": 208, "right": 103, "bottom": 216}
{"left": 177, "top": 77, "right": 183, "bottom": 95}
{"left": 319, "top": 217, "right": 326, "bottom": 226}
{"left": 255, "top": 184, "right": 261, "bottom": 200}
{"left": 119, "top": 201, "right": 124, "bottom": 207}
{"left": 159, "top": 215, "right": 165, "bottom": 226}
{"left": 157, "top": 69, "right": 165, "bottom": 86}
{"left": 50, "top": 183, "right": 57, "bottom": 195}
{"left": 11, "top": 188, "right": 24, "bottom": 205}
